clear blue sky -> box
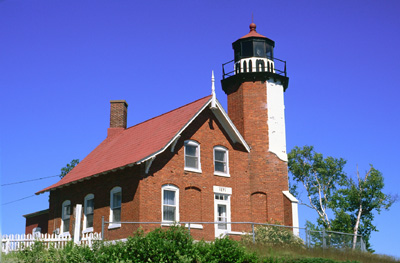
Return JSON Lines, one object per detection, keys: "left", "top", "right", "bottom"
{"left": 1, "top": 0, "right": 399, "bottom": 257}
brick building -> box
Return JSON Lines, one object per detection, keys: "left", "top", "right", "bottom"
{"left": 26, "top": 23, "right": 298, "bottom": 240}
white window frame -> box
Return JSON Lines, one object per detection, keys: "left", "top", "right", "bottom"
{"left": 83, "top": 194, "right": 94, "bottom": 233}
{"left": 184, "top": 140, "right": 201, "bottom": 173}
{"left": 109, "top": 186, "right": 122, "bottom": 229}
{"left": 161, "top": 184, "right": 179, "bottom": 225}
{"left": 61, "top": 200, "right": 71, "bottom": 235}
{"left": 213, "top": 146, "right": 230, "bottom": 177}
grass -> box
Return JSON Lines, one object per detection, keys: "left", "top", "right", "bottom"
{"left": 1, "top": 225, "right": 399, "bottom": 263}
{"left": 244, "top": 243, "right": 400, "bottom": 263}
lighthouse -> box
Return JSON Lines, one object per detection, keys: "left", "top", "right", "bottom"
{"left": 221, "top": 22, "right": 296, "bottom": 226}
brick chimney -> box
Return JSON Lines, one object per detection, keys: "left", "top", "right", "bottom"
{"left": 108, "top": 100, "right": 128, "bottom": 137}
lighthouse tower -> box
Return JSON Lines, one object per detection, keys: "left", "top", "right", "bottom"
{"left": 221, "top": 23, "right": 297, "bottom": 226}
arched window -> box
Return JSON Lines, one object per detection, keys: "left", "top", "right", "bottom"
{"left": 184, "top": 140, "right": 201, "bottom": 173}
{"left": 61, "top": 200, "right": 71, "bottom": 234}
{"left": 213, "top": 146, "right": 229, "bottom": 177}
{"left": 243, "top": 60, "right": 247, "bottom": 73}
{"left": 162, "top": 184, "right": 179, "bottom": 223}
{"left": 109, "top": 187, "right": 122, "bottom": 229}
{"left": 249, "top": 60, "right": 253, "bottom": 72}
{"left": 83, "top": 194, "right": 94, "bottom": 232}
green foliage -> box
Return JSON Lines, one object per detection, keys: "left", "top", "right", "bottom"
{"left": 6, "top": 226, "right": 400, "bottom": 263}
{"left": 198, "top": 237, "right": 258, "bottom": 263}
{"left": 10, "top": 226, "right": 257, "bottom": 262}
{"left": 288, "top": 145, "right": 397, "bottom": 252}
{"left": 242, "top": 225, "right": 303, "bottom": 247}
{"left": 14, "top": 241, "right": 94, "bottom": 263}
{"left": 330, "top": 165, "right": 397, "bottom": 252}
{"left": 60, "top": 159, "right": 80, "bottom": 178}
{"left": 288, "top": 145, "right": 347, "bottom": 229}
{"left": 262, "top": 257, "right": 360, "bottom": 263}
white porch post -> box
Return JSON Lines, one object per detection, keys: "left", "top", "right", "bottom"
{"left": 73, "top": 204, "right": 82, "bottom": 244}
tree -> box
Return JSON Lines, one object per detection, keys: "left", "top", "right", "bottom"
{"left": 331, "top": 165, "right": 397, "bottom": 251}
{"left": 289, "top": 145, "right": 397, "bottom": 252}
{"left": 288, "top": 145, "right": 347, "bottom": 229}
{"left": 60, "top": 159, "right": 80, "bottom": 178}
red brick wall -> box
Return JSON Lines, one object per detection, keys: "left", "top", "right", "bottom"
{"left": 25, "top": 210, "right": 49, "bottom": 234}
{"left": 110, "top": 100, "right": 128, "bottom": 129}
{"left": 283, "top": 194, "right": 293, "bottom": 226}
{"left": 47, "top": 107, "right": 254, "bottom": 240}
{"left": 46, "top": 85, "right": 292, "bottom": 240}
{"left": 137, "top": 108, "right": 252, "bottom": 240}
{"left": 227, "top": 80, "right": 290, "bottom": 225}
{"left": 48, "top": 165, "right": 141, "bottom": 240}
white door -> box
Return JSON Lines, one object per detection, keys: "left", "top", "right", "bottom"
{"left": 214, "top": 193, "right": 231, "bottom": 237}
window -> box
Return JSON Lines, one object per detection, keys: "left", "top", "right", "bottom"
{"left": 162, "top": 184, "right": 179, "bottom": 223}
{"left": 109, "top": 187, "right": 121, "bottom": 229}
{"left": 184, "top": 140, "right": 201, "bottom": 172}
{"left": 83, "top": 194, "right": 94, "bottom": 232}
{"left": 214, "top": 146, "right": 229, "bottom": 177}
{"left": 61, "top": 200, "right": 71, "bottom": 234}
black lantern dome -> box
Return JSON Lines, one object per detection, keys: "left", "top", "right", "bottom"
{"left": 232, "top": 23, "right": 275, "bottom": 62}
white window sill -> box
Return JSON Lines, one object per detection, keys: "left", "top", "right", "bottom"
{"left": 228, "top": 231, "right": 246, "bottom": 236}
{"left": 214, "top": 171, "right": 230, "bottom": 177}
{"left": 108, "top": 223, "right": 121, "bottom": 230}
{"left": 185, "top": 223, "right": 203, "bottom": 230}
{"left": 161, "top": 222, "right": 179, "bottom": 226}
{"left": 184, "top": 167, "right": 202, "bottom": 174}
{"left": 82, "top": 227, "right": 93, "bottom": 234}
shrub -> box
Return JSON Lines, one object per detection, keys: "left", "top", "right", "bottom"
{"left": 197, "top": 236, "right": 258, "bottom": 263}
{"left": 242, "top": 225, "right": 304, "bottom": 247}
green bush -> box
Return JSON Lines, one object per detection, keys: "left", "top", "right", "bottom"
{"left": 242, "top": 225, "right": 303, "bottom": 247}
{"left": 197, "top": 237, "right": 258, "bottom": 263}
{"left": 10, "top": 226, "right": 391, "bottom": 263}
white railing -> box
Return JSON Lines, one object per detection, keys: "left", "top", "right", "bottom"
{"left": 1, "top": 232, "right": 101, "bottom": 254}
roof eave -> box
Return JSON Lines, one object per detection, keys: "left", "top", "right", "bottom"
{"left": 36, "top": 96, "right": 250, "bottom": 195}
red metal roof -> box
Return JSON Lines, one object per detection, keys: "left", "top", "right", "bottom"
{"left": 240, "top": 22, "right": 268, "bottom": 39}
{"left": 37, "top": 95, "right": 212, "bottom": 194}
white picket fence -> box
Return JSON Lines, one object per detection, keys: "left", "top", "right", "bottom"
{"left": 1, "top": 232, "right": 102, "bottom": 254}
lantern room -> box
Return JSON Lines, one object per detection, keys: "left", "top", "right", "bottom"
{"left": 232, "top": 22, "right": 276, "bottom": 74}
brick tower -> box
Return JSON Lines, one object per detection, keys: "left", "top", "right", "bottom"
{"left": 221, "top": 22, "right": 291, "bottom": 224}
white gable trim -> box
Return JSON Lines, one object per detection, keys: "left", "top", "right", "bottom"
{"left": 211, "top": 100, "right": 250, "bottom": 152}
{"left": 135, "top": 97, "right": 250, "bottom": 165}
{"left": 39, "top": 96, "right": 250, "bottom": 194}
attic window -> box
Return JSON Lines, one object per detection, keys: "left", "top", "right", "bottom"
{"left": 184, "top": 140, "right": 201, "bottom": 173}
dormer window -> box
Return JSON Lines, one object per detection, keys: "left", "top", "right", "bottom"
{"left": 184, "top": 140, "right": 201, "bottom": 173}
{"left": 214, "top": 146, "right": 229, "bottom": 177}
